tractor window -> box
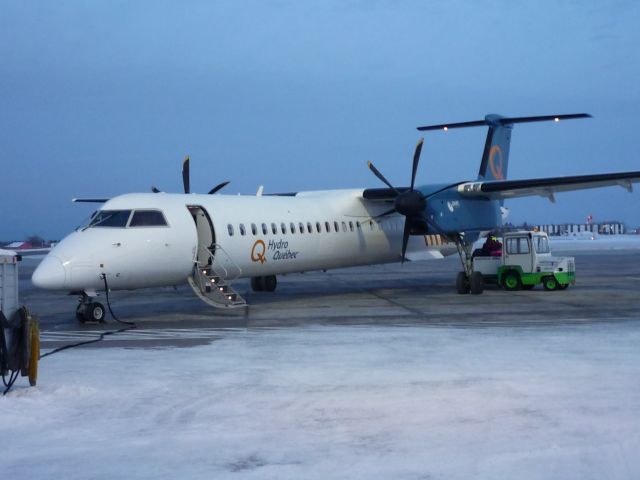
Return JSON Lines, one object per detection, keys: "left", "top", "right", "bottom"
{"left": 88, "top": 210, "right": 132, "bottom": 228}
{"left": 506, "top": 237, "right": 530, "bottom": 254}
{"left": 129, "top": 210, "right": 168, "bottom": 227}
{"left": 533, "top": 235, "right": 550, "bottom": 254}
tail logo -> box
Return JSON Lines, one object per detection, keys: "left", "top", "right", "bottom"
{"left": 251, "top": 240, "right": 266, "bottom": 264}
{"left": 488, "top": 145, "right": 505, "bottom": 180}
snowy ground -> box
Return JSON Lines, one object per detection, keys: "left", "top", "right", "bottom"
{"left": 550, "top": 234, "right": 640, "bottom": 252}
{"left": 3, "top": 323, "right": 640, "bottom": 479}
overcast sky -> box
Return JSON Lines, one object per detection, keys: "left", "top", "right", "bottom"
{"left": 1, "top": 1, "right": 639, "bottom": 239}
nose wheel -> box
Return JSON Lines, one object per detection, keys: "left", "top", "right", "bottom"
{"left": 76, "top": 294, "right": 106, "bottom": 323}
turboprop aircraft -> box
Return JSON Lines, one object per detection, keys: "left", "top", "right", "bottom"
{"left": 32, "top": 113, "right": 640, "bottom": 322}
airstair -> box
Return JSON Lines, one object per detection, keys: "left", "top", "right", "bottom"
{"left": 187, "top": 244, "right": 247, "bottom": 308}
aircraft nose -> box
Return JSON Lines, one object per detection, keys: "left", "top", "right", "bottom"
{"left": 32, "top": 255, "right": 67, "bottom": 290}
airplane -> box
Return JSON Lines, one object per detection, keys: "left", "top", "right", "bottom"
{"left": 31, "top": 113, "right": 640, "bottom": 322}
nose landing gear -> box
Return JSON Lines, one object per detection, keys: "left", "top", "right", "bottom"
{"left": 76, "top": 292, "right": 106, "bottom": 323}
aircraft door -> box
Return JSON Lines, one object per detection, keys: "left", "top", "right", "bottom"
{"left": 504, "top": 236, "right": 533, "bottom": 273}
{"left": 188, "top": 206, "right": 215, "bottom": 266}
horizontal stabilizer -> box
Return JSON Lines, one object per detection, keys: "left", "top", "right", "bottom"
{"left": 72, "top": 198, "right": 109, "bottom": 203}
{"left": 417, "top": 113, "right": 591, "bottom": 131}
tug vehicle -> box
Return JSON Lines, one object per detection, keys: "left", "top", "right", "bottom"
{"left": 457, "top": 231, "right": 575, "bottom": 294}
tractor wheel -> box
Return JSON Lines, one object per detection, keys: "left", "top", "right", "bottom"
{"left": 456, "top": 272, "right": 470, "bottom": 294}
{"left": 469, "top": 272, "right": 484, "bottom": 295}
{"left": 503, "top": 271, "right": 522, "bottom": 291}
{"left": 543, "top": 276, "right": 559, "bottom": 291}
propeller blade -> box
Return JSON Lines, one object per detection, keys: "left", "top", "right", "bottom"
{"left": 401, "top": 219, "right": 411, "bottom": 263}
{"left": 208, "top": 181, "right": 230, "bottom": 195}
{"left": 410, "top": 138, "right": 424, "bottom": 191}
{"left": 367, "top": 161, "right": 399, "bottom": 193}
{"left": 151, "top": 186, "right": 161, "bottom": 193}
{"left": 372, "top": 207, "right": 398, "bottom": 220}
{"left": 182, "top": 155, "right": 190, "bottom": 194}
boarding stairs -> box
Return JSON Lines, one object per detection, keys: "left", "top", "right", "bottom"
{"left": 188, "top": 245, "right": 247, "bottom": 308}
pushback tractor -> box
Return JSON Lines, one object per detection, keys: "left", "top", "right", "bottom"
{"left": 457, "top": 231, "right": 576, "bottom": 295}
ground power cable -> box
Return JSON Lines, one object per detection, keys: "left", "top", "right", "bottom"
{"left": 37, "top": 274, "right": 137, "bottom": 359}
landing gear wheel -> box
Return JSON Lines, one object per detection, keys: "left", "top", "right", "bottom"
{"left": 250, "top": 277, "right": 264, "bottom": 292}
{"left": 503, "top": 271, "right": 522, "bottom": 291}
{"left": 543, "top": 276, "right": 559, "bottom": 291}
{"left": 263, "top": 275, "right": 277, "bottom": 292}
{"left": 76, "top": 303, "right": 88, "bottom": 323}
{"left": 469, "top": 272, "right": 484, "bottom": 295}
{"left": 89, "top": 302, "right": 106, "bottom": 322}
{"left": 456, "top": 271, "right": 470, "bottom": 294}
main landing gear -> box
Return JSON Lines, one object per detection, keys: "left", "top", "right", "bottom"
{"left": 251, "top": 275, "right": 277, "bottom": 292}
{"left": 76, "top": 292, "right": 106, "bottom": 323}
{"left": 454, "top": 234, "right": 484, "bottom": 295}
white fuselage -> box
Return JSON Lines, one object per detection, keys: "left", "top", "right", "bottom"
{"left": 32, "top": 190, "right": 455, "bottom": 292}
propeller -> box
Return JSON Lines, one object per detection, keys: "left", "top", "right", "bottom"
{"left": 151, "top": 155, "right": 230, "bottom": 195}
{"left": 367, "top": 138, "right": 431, "bottom": 262}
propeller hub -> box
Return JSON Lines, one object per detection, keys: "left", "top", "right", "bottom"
{"left": 395, "top": 190, "right": 425, "bottom": 217}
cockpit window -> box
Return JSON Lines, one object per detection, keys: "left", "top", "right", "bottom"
{"left": 129, "top": 210, "right": 168, "bottom": 227}
{"left": 88, "top": 210, "right": 132, "bottom": 228}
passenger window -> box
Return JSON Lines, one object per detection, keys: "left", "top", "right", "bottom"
{"left": 342, "top": 221, "right": 347, "bottom": 232}
{"left": 349, "top": 221, "right": 354, "bottom": 232}
{"left": 262, "top": 223, "right": 268, "bottom": 235}
{"left": 281, "top": 222, "right": 287, "bottom": 234}
{"left": 271, "top": 223, "right": 277, "bottom": 234}
{"left": 334, "top": 221, "right": 339, "bottom": 232}
{"left": 251, "top": 223, "right": 257, "bottom": 235}
{"left": 130, "top": 210, "right": 168, "bottom": 227}
{"left": 299, "top": 222, "right": 305, "bottom": 233}
{"left": 307, "top": 222, "right": 313, "bottom": 233}
{"left": 239, "top": 224, "right": 246, "bottom": 236}
{"left": 227, "top": 224, "right": 234, "bottom": 236}
{"left": 290, "top": 222, "right": 296, "bottom": 234}
{"left": 88, "top": 210, "right": 132, "bottom": 228}
{"left": 325, "top": 221, "right": 330, "bottom": 233}
{"left": 356, "top": 221, "right": 361, "bottom": 230}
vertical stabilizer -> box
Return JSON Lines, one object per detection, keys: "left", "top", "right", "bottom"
{"left": 477, "top": 114, "right": 512, "bottom": 181}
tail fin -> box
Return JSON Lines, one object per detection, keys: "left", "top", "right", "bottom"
{"left": 478, "top": 114, "right": 511, "bottom": 181}
{"left": 417, "top": 113, "right": 591, "bottom": 181}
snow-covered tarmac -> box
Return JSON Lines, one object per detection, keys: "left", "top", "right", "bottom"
{"left": 4, "top": 236, "right": 640, "bottom": 479}
{"left": 3, "top": 324, "right": 640, "bottom": 479}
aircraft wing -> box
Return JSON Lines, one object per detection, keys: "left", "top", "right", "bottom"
{"left": 456, "top": 171, "right": 640, "bottom": 202}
